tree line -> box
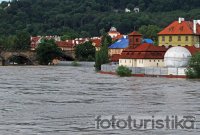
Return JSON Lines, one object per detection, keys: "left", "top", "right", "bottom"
{"left": 0, "top": 0, "right": 199, "bottom": 38}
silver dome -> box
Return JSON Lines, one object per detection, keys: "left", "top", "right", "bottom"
{"left": 164, "top": 46, "right": 192, "bottom": 68}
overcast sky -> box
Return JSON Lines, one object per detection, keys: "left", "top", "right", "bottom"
{"left": 0, "top": 0, "right": 9, "bottom": 2}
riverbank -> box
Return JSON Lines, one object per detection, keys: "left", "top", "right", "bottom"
{"left": 101, "top": 64, "right": 187, "bottom": 79}
{"left": 57, "top": 61, "right": 95, "bottom": 67}
{"left": 99, "top": 71, "right": 187, "bottom": 78}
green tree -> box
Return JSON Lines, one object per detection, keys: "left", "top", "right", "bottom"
{"left": 75, "top": 41, "right": 96, "bottom": 61}
{"left": 186, "top": 52, "right": 200, "bottom": 78}
{"left": 13, "top": 31, "right": 31, "bottom": 50}
{"left": 36, "top": 39, "right": 63, "bottom": 65}
{"left": 0, "top": 36, "right": 15, "bottom": 51}
{"left": 95, "top": 34, "right": 111, "bottom": 71}
{"left": 116, "top": 66, "right": 132, "bottom": 77}
{"left": 139, "top": 25, "right": 161, "bottom": 44}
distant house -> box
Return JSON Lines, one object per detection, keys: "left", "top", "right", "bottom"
{"left": 109, "top": 36, "right": 129, "bottom": 56}
{"left": 119, "top": 43, "right": 167, "bottom": 67}
{"left": 118, "top": 31, "right": 167, "bottom": 67}
{"left": 30, "top": 35, "right": 61, "bottom": 50}
{"left": 108, "top": 27, "right": 121, "bottom": 39}
{"left": 158, "top": 17, "right": 200, "bottom": 47}
{"left": 56, "top": 41, "right": 75, "bottom": 51}
{"left": 91, "top": 37, "right": 101, "bottom": 51}
{"left": 125, "top": 8, "right": 131, "bottom": 13}
{"left": 134, "top": 7, "right": 140, "bottom": 13}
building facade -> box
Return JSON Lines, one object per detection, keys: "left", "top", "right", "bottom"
{"left": 158, "top": 18, "right": 200, "bottom": 47}
{"left": 109, "top": 36, "right": 128, "bottom": 56}
{"left": 119, "top": 43, "right": 167, "bottom": 67}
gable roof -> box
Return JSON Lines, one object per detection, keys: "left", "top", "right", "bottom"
{"left": 56, "top": 41, "right": 74, "bottom": 48}
{"left": 91, "top": 38, "right": 101, "bottom": 47}
{"left": 121, "top": 43, "right": 167, "bottom": 59}
{"left": 128, "top": 31, "right": 142, "bottom": 36}
{"left": 184, "top": 46, "right": 200, "bottom": 55}
{"left": 158, "top": 21, "right": 200, "bottom": 35}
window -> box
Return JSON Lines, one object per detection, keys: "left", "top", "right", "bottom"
{"left": 178, "top": 36, "right": 181, "bottom": 41}
{"left": 136, "top": 38, "right": 139, "bottom": 42}
{"left": 169, "top": 36, "right": 172, "bottom": 42}
{"left": 125, "top": 60, "right": 126, "bottom": 63}
{"left": 158, "top": 60, "right": 160, "bottom": 62}
{"left": 149, "top": 60, "right": 151, "bottom": 62}
{"left": 185, "top": 36, "right": 188, "bottom": 41}
{"left": 130, "top": 60, "right": 131, "bottom": 63}
{"left": 162, "top": 36, "right": 165, "bottom": 42}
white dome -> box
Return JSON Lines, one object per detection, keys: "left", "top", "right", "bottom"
{"left": 164, "top": 46, "right": 192, "bottom": 68}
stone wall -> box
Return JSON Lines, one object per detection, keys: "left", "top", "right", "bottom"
{"left": 101, "top": 64, "right": 187, "bottom": 76}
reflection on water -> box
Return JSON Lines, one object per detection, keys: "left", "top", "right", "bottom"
{"left": 0, "top": 66, "right": 199, "bottom": 135}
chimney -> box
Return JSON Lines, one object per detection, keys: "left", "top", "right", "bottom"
{"left": 178, "top": 17, "right": 185, "bottom": 23}
{"left": 193, "top": 20, "right": 197, "bottom": 34}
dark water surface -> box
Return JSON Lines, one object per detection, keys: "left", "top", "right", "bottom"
{"left": 0, "top": 66, "right": 199, "bottom": 135}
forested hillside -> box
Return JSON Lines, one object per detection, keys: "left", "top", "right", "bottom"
{"left": 0, "top": 0, "right": 200, "bottom": 37}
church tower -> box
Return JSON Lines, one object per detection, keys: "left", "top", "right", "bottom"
{"left": 128, "top": 31, "right": 142, "bottom": 48}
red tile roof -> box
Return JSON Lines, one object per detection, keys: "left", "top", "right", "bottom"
{"left": 31, "top": 37, "right": 40, "bottom": 42}
{"left": 112, "top": 35, "right": 123, "bottom": 41}
{"left": 56, "top": 41, "right": 74, "bottom": 48}
{"left": 184, "top": 46, "right": 200, "bottom": 55}
{"left": 121, "top": 43, "right": 167, "bottom": 59}
{"left": 110, "top": 54, "right": 121, "bottom": 62}
{"left": 128, "top": 31, "right": 142, "bottom": 36}
{"left": 158, "top": 21, "right": 200, "bottom": 35}
{"left": 91, "top": 38, "right": 101, "bottom": 47}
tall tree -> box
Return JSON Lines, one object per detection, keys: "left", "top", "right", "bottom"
{"left": 13, "top": 31, "right": 31, "bottom": 50}
{"left": 36, "top": 39, "right": 63, "bottom": 65}
{"left": 75, "top": 41, "right": 96, "bottom": 61}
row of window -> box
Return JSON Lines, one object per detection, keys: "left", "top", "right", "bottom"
{"left": 120, "top": 59, "right": 164, "bottom": 63}
{"left": 162, "top": 36, "right": 189, "bottom": 42}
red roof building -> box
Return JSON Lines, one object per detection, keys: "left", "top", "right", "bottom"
{"left": 184, "top": 45, "right": 200, "bottom": 55}
{"left": 128, "top": 31, "right": 142, "bottom": 49}
{"left": 121, "top": 43, "right": 167, "bottom": 59}
{"left": 158, "top": 18, "right": 200, "bottom": 47}
{"left": 108, "top": 27, "right": 121, "bottom": 40}
{"left": 119, "top": 43, "right": 167, "bottom": 67}
{"left": 56, "top": 41, "right": 75, "bottom": 51}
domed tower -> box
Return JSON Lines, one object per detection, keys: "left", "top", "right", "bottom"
{"left": 128, "top": 31, "right": 142, "bottom": 48}
{"left": 164, "top": 46, "right": 192, "bottom": 67}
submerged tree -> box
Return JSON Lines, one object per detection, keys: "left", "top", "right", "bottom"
{"left": 95, "top": 34, "right": 111, "bottom": 71}
{"left": 13, "top": 31, "right": 31, "bottom": 50}
{"left": 75, "top": 41, "right": 96, "bottom": 61}
{"left": 36, "top": 39, "right": 63, "bottom": 65}
{"left": 186, "top": 52, "right": 200, "bottom": 78}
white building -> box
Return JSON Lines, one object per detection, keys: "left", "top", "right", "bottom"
{"left": 164, "top": 46, "right": 192, "bottom": 68}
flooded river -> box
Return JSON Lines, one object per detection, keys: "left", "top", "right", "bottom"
{"left": 0, "top": 66, "right": 199, "bottom": 135}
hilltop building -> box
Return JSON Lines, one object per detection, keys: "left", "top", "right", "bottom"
{"left": 108, "top": 27, "right": 121, "bottom": 39}
{"left": 158, "top": 17, "right": 200, "bottom": 47}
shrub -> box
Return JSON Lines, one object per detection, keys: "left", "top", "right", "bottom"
{"left": 116, "top": 66, "right": 132, "bottom": 77}
{"left": 186, "top": 68, "right": 198, "bottom": 79}
{"left": 186, "top": 52, "right": 200, "bottom": 78}
{"left": 71, "top": 61, "right": 80, "bottom": 66}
